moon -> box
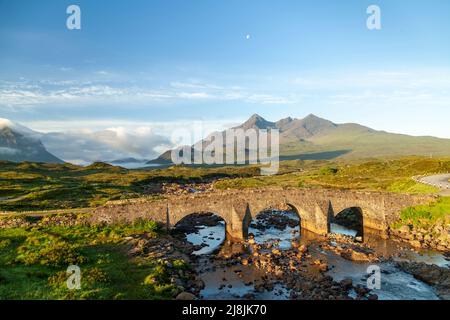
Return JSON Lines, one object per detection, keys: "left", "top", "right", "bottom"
{"left": 245, "top": 34, "right": 251, "bottom": 40}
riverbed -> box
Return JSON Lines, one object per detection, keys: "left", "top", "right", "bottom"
{"left": 182, "top": 211, "right": 448, "bottom": 300}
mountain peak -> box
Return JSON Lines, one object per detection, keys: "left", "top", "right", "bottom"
{"left": 275, "top": 116, "right": 294, "bottom": 129}
{"left": 0, "top": 120, "right": 63, "bottom": 164}
{"left": 0, "top": 118, "right": 40, "bottom": 137}
{"left": 303, "top": 113, "right": 322, "bottom": 120}
{"left": 248, "top": 113, "right": 265, "bottom": 121}
{"left": 236, "top": 114, "right": 276, "bottom": 130}
{"left": 0, "top": 118, "right": 14, "bottom": 130}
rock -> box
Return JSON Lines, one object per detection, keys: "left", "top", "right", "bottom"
{"left": 367, "top": 294, "right": 378, "bottom": 300}
{"left": 176, "top": 292, "right": 196, "bottom": 300}
{"left": 318, "top": 263, "right": 328, "bottom": 272}
{"left": 340, "top": 249, "right": 372, "bottom": 262}
{"left": 195, "top": 279, "right": 205, "bottom": 290}
{"left": 397, "top": 261, "right": 450, "bottom": 288}
{"left": 254, "top": 284, "right": 265, "bottom": 293}
{"left": 354, "top": 285, "right": 369, "bottom": 297}
{"left": 399, "top": 225, "right": 411, "bottom": 234}
{"left": 272, "top": 248, "right": 282, "bottom": 255}
{"left": 242, "top": 293, "right": 256, "bottom": 300}
{"left": 409, "top": 240, "right": 422, "bottom": 248}
{"left": 340, "top": 278, "right": 353, "bottom": 290}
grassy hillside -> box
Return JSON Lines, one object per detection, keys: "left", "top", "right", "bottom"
{"left": 214, "top": 157, "right": 450, "bottom": 193}
{"left": 280, "top": 125, "right": 450, "bottom": 159}
{"left": 0, "top": 157, "right": 449, "bottom": 212}
{"left": 0, "top": 161, "right": 260, "bottom": 211}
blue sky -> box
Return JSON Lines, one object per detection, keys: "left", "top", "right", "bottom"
{"left": 1, "top": 0, "right": 450, "bottom": 162}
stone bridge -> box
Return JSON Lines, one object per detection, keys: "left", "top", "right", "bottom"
{"left": 92, "top": 188, "right": 436, "bottom": 240}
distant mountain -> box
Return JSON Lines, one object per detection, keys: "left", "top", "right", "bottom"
{"left": 110, "top": 157, "right": 148, "bottom": 164}
{"left": 149, "top": 114, "right": 450, "bottom": 164}
{"left": 0, "top": 119, "right": 64, "bottom": 164}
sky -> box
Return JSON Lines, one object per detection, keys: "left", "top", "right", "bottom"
{"left": 1, "top": 0, "right": 450, "bottom": 162}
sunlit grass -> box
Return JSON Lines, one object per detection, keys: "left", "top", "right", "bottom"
{"left": 393, "top": 196, "right": 450, "bottom": 228}
{"left": 0, "top": 220, "right": 187, "bottom": 300}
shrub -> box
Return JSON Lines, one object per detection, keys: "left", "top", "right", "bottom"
{"left": 48, "top": 267, "right": 108, "bottom": 288}
{"left": 16, "top": 233, "right": 86, "bottom": 267}
{"left": 319, "top": 167, "right": 338, "bottom": 175}
{"left": 0, "top": 239, "right": 11, "bottom": 249}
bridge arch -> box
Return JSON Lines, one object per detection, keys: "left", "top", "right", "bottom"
{"left": 246, "top": 200, "right": 327, "bottom": 237}
{"left": 173, "top": 212, "right": 226, "bottom": 230}
{"left": 173, "top": 212, "right": 227, "bottom": 254}
{"left": 330, "top": 207, "right": 364, "bottom": 240}
{"left": 248, "top": 204, "right": 302, "bottom": 228}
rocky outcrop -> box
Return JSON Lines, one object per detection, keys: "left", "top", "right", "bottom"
{"left": 390, "top": 221, "right": 450, "bottom": 252}
{"left": 397, "top": 261, "right": 450, "bottom": 300}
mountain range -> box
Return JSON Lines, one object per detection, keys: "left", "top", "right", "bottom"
{"left": 1, "top": 114, "right": 450, "bottom": 165}
{"left": 149, "top": 113, "right": 450, "bottom": 164}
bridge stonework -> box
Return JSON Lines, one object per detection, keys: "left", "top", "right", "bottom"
{"left": 91, "top": 188, "right": 436, "bottom": 240}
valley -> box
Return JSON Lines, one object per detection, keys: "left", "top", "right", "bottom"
{"left": 0, "top": 156, "right": 449, "bottom": 300}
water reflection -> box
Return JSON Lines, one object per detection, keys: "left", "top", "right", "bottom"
{"left": 186, "top": 221, "right": 226, "bottom": 255}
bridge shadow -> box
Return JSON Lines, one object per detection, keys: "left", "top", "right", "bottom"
{"left": 172, "top": 212, "right": 227, "bottom": 255}
{"left": 329, "top": 207, "right": 364, "bottom": 241}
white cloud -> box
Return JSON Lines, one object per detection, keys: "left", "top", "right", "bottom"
{"left": 18, "top": 118, "right": 241, "bottom": 164}
{"left": 0, "top": 147, "right": 19, "bottom": 156}
{"left": 176, "top": 92, "right": 211, "bottom": 99}
{"left": 0, "top": 78, "right": 303, "bottom": 109}
{"left": 246, "top": 94, "right": 297, "bottom": 105}
{"left": 41, "top": 127, "right": 173, "bottom": 164}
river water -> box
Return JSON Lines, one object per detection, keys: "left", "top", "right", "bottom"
{"left": 183, "top": 211, "right": 448, "bottom": 300}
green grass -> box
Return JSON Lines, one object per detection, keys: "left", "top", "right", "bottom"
{"left": 0, "top": 220, "right": 188, "bottom": 300}
{"left": 393, "top": 196, "right": 450, "bottom": 228}
{"left": 215, "top": 157, "right": 449, "bottom": 194}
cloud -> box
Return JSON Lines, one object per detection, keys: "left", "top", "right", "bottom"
{"left": 246, "top": 94, "right": 297, "bottom": 105}
{"left": 176, "top": 92, "right": 211, "bottom": 99}
{"left": 0, "top": 78, "right": 302, "bottom": 110}
{"left": 3, "top": 68, "right": 449, "bottom": 111}
{"left": 0, "top": 147, "right": 19, "bottom": 156}
{"left": 16, "top": 118, "right": 243, "bottom": 164}
{"left": 41, "top": 127, "right": 174, "bottom": 164}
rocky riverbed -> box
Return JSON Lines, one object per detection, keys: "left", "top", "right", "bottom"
{"left": 175, "top": 210, "right": 449, "bottom": 300}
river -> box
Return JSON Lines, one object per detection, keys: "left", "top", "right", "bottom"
{"left": 181, "top": 210, "right": 448, "bottom": 300}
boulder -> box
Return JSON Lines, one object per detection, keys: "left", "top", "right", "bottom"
{"left": 176, "top": 292, "right": 196, "bottom": 300}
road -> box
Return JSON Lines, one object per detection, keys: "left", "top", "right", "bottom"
{"left": 414, "top": 173, "right": 450, "bottom": 196}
